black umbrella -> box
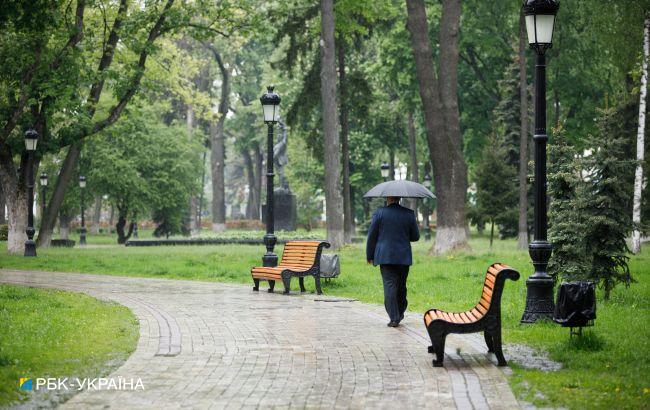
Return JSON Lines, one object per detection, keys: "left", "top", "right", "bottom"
{"left": 363, "top": 180, "right": 435, "bottom": 199}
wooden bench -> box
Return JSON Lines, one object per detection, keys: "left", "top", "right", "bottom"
{"left": 251, "top": 240, "right": 330, "bottom": 295}
{"left": 423, "top": 263, "right": 519, "bottom": 367}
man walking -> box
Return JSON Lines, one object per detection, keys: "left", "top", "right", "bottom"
{"left": 366, "top": 197, "right": 420, "bottom": 327}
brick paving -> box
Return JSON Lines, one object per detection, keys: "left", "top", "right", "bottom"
{"left": 0, "top": 269, "right": 520, "bottom": 409}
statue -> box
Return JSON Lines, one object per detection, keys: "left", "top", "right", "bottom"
{"left": 274, "top": 119, "right": 289, "bottom": 191}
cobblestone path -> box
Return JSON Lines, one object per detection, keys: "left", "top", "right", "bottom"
{"left": 0, "top": 269, "right": 520, "bottom": 409}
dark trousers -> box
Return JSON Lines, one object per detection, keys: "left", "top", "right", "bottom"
{"left": 380, "top": 264, "right": 409, "bottom": 323}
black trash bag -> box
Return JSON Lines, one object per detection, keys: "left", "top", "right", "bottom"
{"left": 553, "top": 281, "right": 596, "bottom": 327}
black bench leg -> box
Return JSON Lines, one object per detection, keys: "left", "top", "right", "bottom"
{"left": 490, "top": 328, "right": 507, "bottom": 366}
{"left": 268, "top": 280, "right": 275, "bottom": 293}
{"left": 484, "top": 331, "right": 494, "bottom": 353}
{"left": 299, "top": 277, "right": 306, "bottom": 293}
{"left": 314, "top": 274, "right": 322, "bottom": 295}
{"left": 432, "top": 334, "right": 446, "bottom": 367}
{"left": 282, "top": 276, "right": 291, "bottom": 294}
{"left": 253, "top": 279, "right": 260, "bottom": 291}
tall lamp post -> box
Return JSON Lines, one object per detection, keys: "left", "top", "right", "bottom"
{"left": 380, "top": 162, "right": 390, "bottom": 181}
{"left": 24, "top": 129, "right": 38, "bottom": 257}
{"left": 40, "top": 172, "right": 48, "bottom": 223}
{"left": 260, "top": 86, "right": 281, "bottom": 267}
{"left": 79, "top": 175, "right": 87, "bottom": 246}
{"left": 521, "top": 0, "right": 559, "bottom": 323}
{"left": 423, "top": 172, "right": 432, "bottom": 241}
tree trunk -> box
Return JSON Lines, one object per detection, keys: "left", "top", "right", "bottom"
{"left": 116, "top": 207, "right": 134, "bottom": 244}
{"left": 633, "top": 17, "right": 650, "bottom": 254}
{"left": 187, "top": 103, "right": 200, "bottom": 236}
{"left": 90, "top": 195, "right": 102, "bottom": 234}
{"left": 338, "top": 39, "right": 354, "bottom": 243}
{"left": 59, "top": 213, "right": 70, "bottom": 240}
{"left": 407, "top": 111, "right": 419, "bottom": 215}
{"left": 253, "top": 141, "right": 263, "bottom": 220}
{"left": 389, "top": 149, "right": 395, "bottom": 181}
{"left": 517, "top": 12, "right": 530, "bottom": 250}
{"left": 242, "top": 148, "right": 257, "bottom": 219}
{"left": 405, "top": 0, "right": 468, "bottom": 254}
{"left": 0, "top": 182, "right": 6, "bottom": 224}
{"left": 37, "top": 143, "right": 82, "bottom": 247}
{"left": 320, "top": 0, "right": 344, "bottom": 249}
{"left": 205, "top": 45, "right": 230, "bottom": 233}
{"left": 490, "top": 219, "right": 495, "bottom": 248}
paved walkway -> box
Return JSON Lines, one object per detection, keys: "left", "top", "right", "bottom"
{"left": 0, "top": 269, "right": 520, "bottom": 409}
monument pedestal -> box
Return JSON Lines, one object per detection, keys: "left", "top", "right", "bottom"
{"left": 262, "top": 188, "right": 297, "bottom": 231}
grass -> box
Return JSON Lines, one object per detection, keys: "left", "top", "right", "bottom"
{"left": 0, "top": 285, "right": 138, "bottom": 406}
{"left": 0, "top": 231, "right": 648, "bottom": 408}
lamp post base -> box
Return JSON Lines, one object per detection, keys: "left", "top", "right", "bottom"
{"left": 24, "top": 240, "right": 37, "bottom": 257}
{"left": 521, "top": 275, "right": 555, "bottom": 323}
{"left": 80, "top": 228, "right": 87, "bottom": 246}
{"left": 262, "top": 233, "right": 278, "bottom": 267}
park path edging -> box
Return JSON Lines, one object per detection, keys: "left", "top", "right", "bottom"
{"left": 1, "top": 269, "right": 521, "bottom": 409}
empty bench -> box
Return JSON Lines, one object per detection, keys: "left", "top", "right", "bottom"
{"left": 423, "top": 263, "right": 519, "bottom": 367}
{"left": 251, "top": 240, "right": 330, "bottom": 295}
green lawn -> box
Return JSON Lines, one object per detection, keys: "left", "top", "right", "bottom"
{"left": 0, "top": 232, "right": 648, "bottom": 409}
{"left": 0, "top": 285, "right": 138, "bottom": 406}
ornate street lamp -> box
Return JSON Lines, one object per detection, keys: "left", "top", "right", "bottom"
{"left": 380, "top": 162, "right": 390, "bottom": 181}
{"left": 423, "top": 172, "right": 432, "bottom": 241}
{"left": 40, "top": 172, "right": 48, "bottom": 222}
{"left": 79, "top": 175, "right": 87, "bottom": 246}
{"left": 521, "top": 0, "right": 559, "bottom": 323}
{"left": 24, "top": 129, "right": 38, "bottom": 257}
{"left": 260, "top": 86, "right": 281, "bottom": 267}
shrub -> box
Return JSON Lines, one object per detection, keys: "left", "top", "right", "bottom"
{"left": 0, "top": 224, "right": 7, "bottom": 241}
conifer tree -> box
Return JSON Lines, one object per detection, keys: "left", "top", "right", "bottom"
{"left": 548, "top": 127, "right": 592, "bottom": 279}
{"left": 475, "top": 134, "right": 517, "bottom": 247}
{"left": 583, "top": 107, "right": 636, "bottom": 299}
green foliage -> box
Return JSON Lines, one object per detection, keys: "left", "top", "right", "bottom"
{"left": 86, "top": 100, "right": 202, "bottom": 238}
{"left": 548, "top": 127, "right": 592, "bottom": 279}
{"left": 549, "top": 102, "right": 636, "bottom": 298}
{"left": 474, "top": 134, "right": 518, "bottom": 245}
{"left": 0, "top": 224, "right": 7, "bottom": 241}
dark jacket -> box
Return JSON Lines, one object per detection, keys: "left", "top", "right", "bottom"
{"left": 366, "top": 203, "right": 420, "bottom": 266}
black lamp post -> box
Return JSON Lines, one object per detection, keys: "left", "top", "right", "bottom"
{"left": 423, "top": 172, "right": 432, "bottom": 241}
{"left": 380, "top": 162, "right": 390, "bottom": 181}
{"left": 521, "top": 0, "right": 559, "bottom": 323}
{"left": 40, "top": 172, "right": 48, "bottom": 222}
{"left": 260, "top": 86, "right": 281, "bottom": 267}
{"left": 24, "top": 129, "right": 38, "bottom": 257}
{"left": 79, "top": 175, "right": 87, "bottom": 246}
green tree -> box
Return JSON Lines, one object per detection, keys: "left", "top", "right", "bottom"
{"left": 474, "top": 134, "right": 517, "bottom": 247}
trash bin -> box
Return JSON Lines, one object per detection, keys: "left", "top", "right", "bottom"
{"left": 319, "top": 254, "right": 340, "bottom": 280}
{"left": 553, "top": 281, "right": 596, "bottom": 335}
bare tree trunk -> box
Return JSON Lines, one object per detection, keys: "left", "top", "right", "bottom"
{"left": 187, "top": 103, "right": 199, "bottom": 236}
{"left": 109, "top": 205, "right": 115, "bottom": 233}
{"left": 633, "top": 17, "right": 650, "bottom": 254}
{"left": 338, "top": 39, "right": 354, "bottom": 243}
{"left": 90, "top": 194, "right": 102, "bottom": 234}
{"left": 405, "top": 0, "right": 468, "bottom": 254}
{"left": 205, "top": 44, "right": 230, "bottom": 233}
{"left": 407, "top": 111, "right": 419, "bottom": 215}
{"left": 253, "top": 141, "right": 263, "bottom": 220}
{"left": 320, "top": 0, "right": 344, "bottom": 249}
{"left": 517, "top": 13, "right": 530, "bottom": 250}
{"left": 389, "top": 149, "right": 395, "bottom": 180}
{"left": 242, "top": 148, "right": 256, "bottom": 219}
{"left": 116, "top": 206, "right": 134, "bottom": 244}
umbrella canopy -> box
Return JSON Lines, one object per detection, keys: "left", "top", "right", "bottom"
{"left": 363, "top": 180, "right": 435, "bottom": 199}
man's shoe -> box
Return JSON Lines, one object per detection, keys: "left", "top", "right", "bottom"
{"left": 387, "top": 321, "right": 399, "bottom": 327}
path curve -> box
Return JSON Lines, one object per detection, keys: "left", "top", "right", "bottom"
{"left": 0, "top": 269, "right": 520, "bottom": 409}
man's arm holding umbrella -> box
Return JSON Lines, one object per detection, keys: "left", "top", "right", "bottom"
{"left": 366, "top": 210, "right": 381, "bottom": 264}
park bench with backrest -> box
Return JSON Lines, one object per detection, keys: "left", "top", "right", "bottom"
{"left": 251, "top": 240, "right": 330, "bottom": 295}
{"left": 423, "top": 263, "right": 520, "bottom": 367}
